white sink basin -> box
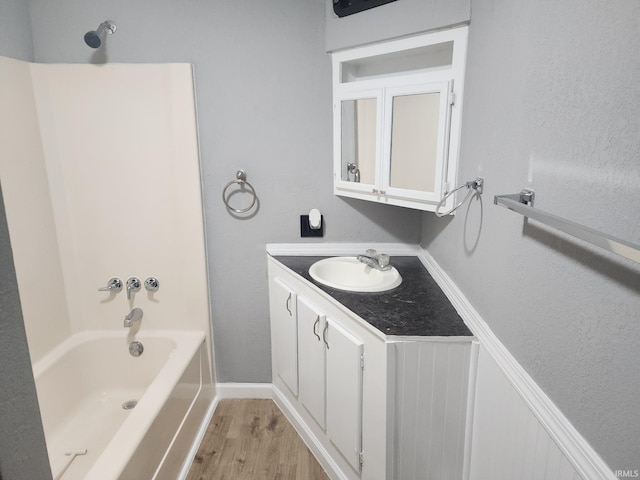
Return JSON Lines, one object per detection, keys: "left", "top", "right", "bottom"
{"left": 309, "top": 257, "right": 402, "bottom": 293}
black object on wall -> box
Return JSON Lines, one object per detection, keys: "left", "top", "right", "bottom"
{"left": 333, "top": 0, "right": 398, "bottom": 18}
{"left": 300, "top": 215, "right": 324, "bottom": 237}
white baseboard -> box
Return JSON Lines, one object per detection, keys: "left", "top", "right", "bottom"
{"left": 417, "top": 248, "right": 615, "bottom": 480}
{"left": 215, "top": 382, "right": 273, "bottom": 399}
{"left": 176, "top": 383, "right": 273, "bottom": 478}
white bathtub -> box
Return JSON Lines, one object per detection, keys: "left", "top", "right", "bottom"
{"left": 32, "top": 329, "right": 212, "bottom": 480}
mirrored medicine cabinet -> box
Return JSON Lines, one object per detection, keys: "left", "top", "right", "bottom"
{"left": 332, "top": 26, "right": 468, "bottom": 212}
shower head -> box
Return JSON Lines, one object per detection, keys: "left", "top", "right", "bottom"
{"left": 84, "top": 20, "right": 116, "bottom": 49}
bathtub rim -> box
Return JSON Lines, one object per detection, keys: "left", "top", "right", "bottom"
{"left": 32, "top": 329, "right": 206, "bottom": 480}
{"left": 32, "top": 329, "right": 202, "bottom": 379}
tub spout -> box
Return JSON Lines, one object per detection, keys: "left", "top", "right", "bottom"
{"left": 124, "top": 308, "right": 143, "bottom": 328}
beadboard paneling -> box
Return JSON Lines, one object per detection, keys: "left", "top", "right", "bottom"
{"left": 469, "top": 347, "right": 584, "bottom": 480}
{"left": 392, "top": 340, "right": 473, "bottom": 480}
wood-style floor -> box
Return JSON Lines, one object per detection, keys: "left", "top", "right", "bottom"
{"left": 186, "top": 399, "right": 330, "bottom": 480}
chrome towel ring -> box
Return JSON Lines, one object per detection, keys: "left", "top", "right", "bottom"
{"left": 222, "top": 170, "right": 257, "bottom": 213}
{"left": 435, "top": 177, "right": 484, "bottom": 217}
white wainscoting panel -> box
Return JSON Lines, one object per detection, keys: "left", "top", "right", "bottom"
{"left": 419, "top": 249, "right": 615, "bottom": 480}
{"left": 392, "top": 339, "right": 475, "bottom": 480}
{"left": 469, "top": 347, "right": 584, "bottom": 480}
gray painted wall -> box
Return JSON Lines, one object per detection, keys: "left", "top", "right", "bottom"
{"left": 325, "top": 0, "right": 470, "bottom": 52}
{"left": 0, "top": 186, "right": 52, "bottom": 479}
{"left": 0, "top": 0, "right": 34, "bottom": 61}
{"left": 421, "top": 0, "right": 640, "bottom": 470}
{"left": 25, "top": 0, "right": 421, "bottom": 383}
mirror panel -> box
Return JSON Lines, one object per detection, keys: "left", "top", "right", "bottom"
{"left": 389, "top": 92, "right": 441, "bottom": 193}
{"left": 341, "top": 98, "right": 377, "bottom": 184}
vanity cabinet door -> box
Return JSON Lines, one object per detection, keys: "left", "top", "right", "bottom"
{"left": 269, "top": 277, "right": 298, "bottom": 396}
{"left": 326, "top": 318, "right": 364, "bottom": 473}
{"left": 334, "top": 89, "right": 384, "bottom": 195}
{"left": 297, "top": 296, "right": 326, "bottom": 429}
{"left": 382, "top": 81, "right": 452, "bottom": 203}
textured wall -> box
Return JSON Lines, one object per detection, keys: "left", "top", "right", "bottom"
{"left": 0, "top": 187, "right": 52, "bottom": 479}
{"left": 325, "top": 0, "right": 470, "bottom": 52}
{"left": 26, "top": 0, "right": 421, "bottom": 382}
{"left": 0, "top": 0, "right": 34, "bottom": 60}
{"left": 421, "top": 0, "right": 640, "bottom": 469}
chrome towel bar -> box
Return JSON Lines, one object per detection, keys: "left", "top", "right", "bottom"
{"left": 494, "top": 190, "right": 640, "bottom": 264}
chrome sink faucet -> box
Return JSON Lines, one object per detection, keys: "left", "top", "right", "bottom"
{"left": 124, "top": 307, "right": 143, "bottom": 328}
{"left": 357, "top": 249, "right": 392, "bottom": 271}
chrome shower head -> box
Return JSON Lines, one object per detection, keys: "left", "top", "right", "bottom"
{"left": 84, "top": 20, "right": 116, "bottom": 49}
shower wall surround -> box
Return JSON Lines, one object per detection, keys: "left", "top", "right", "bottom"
{"left": 0, "top": 56, "right": 69, "bottom": 363}
{"left": 0, "top": 8, "right": 51, "bottom": 478}
{"left": 1, "top": 59, "right": 212, "bottom": 372}
{"left": 27, "top": 0, "right": 422, "bottom": 383}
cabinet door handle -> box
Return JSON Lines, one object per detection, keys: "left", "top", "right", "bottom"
{"left": 286, "top": 293, "right": 292, "bottom": 316}
{"left": 322, "top": 322, "right": 329, "bottom": 349}
{"left": 313, "top": 316, "right": 321, "bottom": 341}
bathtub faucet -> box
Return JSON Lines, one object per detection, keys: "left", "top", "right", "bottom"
{"left": 124, "top": 307, "right": 143, "bottom": 328}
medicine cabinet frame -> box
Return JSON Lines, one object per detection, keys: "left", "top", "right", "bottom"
{"left": 332, "top": 26, "right": 469, "bottom": 212}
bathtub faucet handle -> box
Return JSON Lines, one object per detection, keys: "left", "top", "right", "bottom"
{"left": 98, "top": 277, "right": 123, "bottom": 293}
{"left": 124, "top": 307, "right": 143, "bottom": 328}
{"left": 126, "top": 277, "right": 141, "bottom": 300}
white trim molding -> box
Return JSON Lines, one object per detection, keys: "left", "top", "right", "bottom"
{"left": 266, "top": 242, "right": 420, "bottom": 257}
{"left": 215, "top": 382, "right": 273, "bottom": 399}
{"left": 417, "top": 248, "right": 615, "bottom": 480}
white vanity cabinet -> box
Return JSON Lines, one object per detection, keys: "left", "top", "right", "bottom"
{"left": 325, "top": 317, "right": 365, "bottom": 473}
{"left": 296, "top": 296, "right": 327, "bottom": 429}
{"left": 268, "top": 255, "right": 476, "bottom": 480}
{"left": 297, "top": 295, "right": 366, "bottom": 472}
{"left": 269, "top": 277, "right": 298, "bottom": 396}
{"left": 332, "top": 27, "right": 468, "bottom": 212}
{"left": 269, "top": 258, "right": 385, "bottom": 478}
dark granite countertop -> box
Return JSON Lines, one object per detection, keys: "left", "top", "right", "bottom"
{"left": 273, "top": 255, "right": 473, "bottom": 338}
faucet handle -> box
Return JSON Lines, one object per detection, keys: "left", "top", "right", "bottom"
{"left": 144, "top": 277, "right": 159, "bottom": 292}
{"left": 365, "top": 248, "right": 378, "bottom": 258}
{"left": 126, "top": 277, "right": 141, "bottom": 300}
{"left": 377, "top": 253, "right": 390, "bottom": 268}
{"left": 98, "top": 277, "right": 123, "bottom": 293}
